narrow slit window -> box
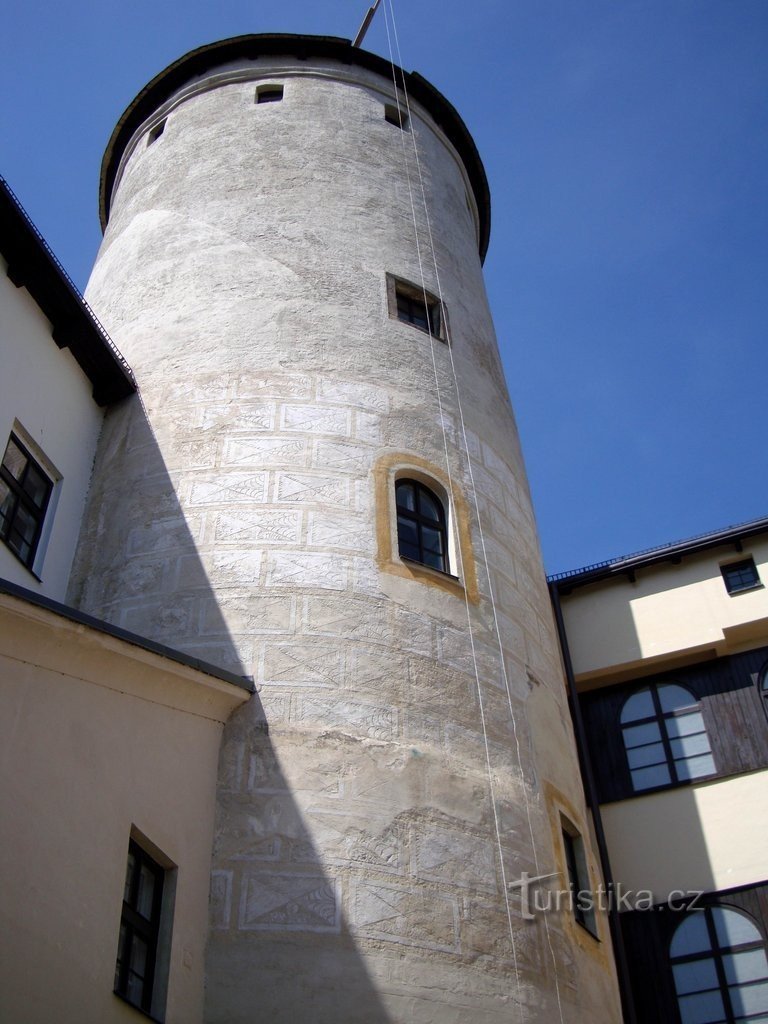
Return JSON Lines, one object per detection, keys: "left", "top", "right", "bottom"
{"left": 256, "top": 85, "right": 284, "bottom": 104}
{"left": 147, "top": 120, "right": 165, "bottom": 146}
{"left": 384, "top": 103, "right": 408, "bottom": 131}
{"left": 561, "top": 822, "right": 597, "bottom": 937}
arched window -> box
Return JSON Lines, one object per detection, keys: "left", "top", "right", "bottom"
{"left": 395, "top": 478, "right": 448, "bottom": 573}
{"left": 620, "top": 682, "right": 714, "bottom": 792}
{"left": 670, "top": 906, "right": 768, "bottom": 1023}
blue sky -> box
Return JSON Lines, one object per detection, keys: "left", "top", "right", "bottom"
{"left": 2, "top": 0, "right": 766, "bottom": 574}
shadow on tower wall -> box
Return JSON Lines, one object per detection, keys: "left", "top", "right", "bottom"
{"left": 66, "top": 394, "right": 394, "bottom": 1024}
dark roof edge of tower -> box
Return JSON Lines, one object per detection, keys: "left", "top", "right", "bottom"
{"left": 0, "top": 176, "right": 136, "bottom": 406}
{"left": 548, "top": 514, "right": 768, "bottom": 591}
{"left": 99, "top": 33, "right": 491, "bottom": 262}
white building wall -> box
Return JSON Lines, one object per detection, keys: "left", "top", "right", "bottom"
{"left": 0, "top": 260, "right": 104, "bottom": 599}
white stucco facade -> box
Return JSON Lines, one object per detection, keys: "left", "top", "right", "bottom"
{"left": 0, "top": 259, "right": 104, "bottom": 598}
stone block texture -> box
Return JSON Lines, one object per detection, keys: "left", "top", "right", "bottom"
{"left": 69, "top": 46, "right": 621, "bottom": 1024}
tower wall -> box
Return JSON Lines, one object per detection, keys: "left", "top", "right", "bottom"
{"left": 70, "top": 39, "right": 622, "bottom": 1024}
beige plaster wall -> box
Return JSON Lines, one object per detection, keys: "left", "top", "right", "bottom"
{"left": 601, "top": 769, "right": 768, "bottom": 902}
{"left": 561, "top": 537, "right": 768, "bottom": 681}
{"left": 0, "top": 261, "right": 105, "bottom": 597}
{"left": 0, "top": 594, "right": 248, "bottom": 1024}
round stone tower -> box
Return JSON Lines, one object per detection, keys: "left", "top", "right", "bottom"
{"left": 71, "top": 34, "right": 622, "bottom": 1024}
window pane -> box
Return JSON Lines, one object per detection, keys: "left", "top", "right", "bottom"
{"left": 630, "top": 763, "right": 671, "bottom": 790}
{"left": 729, "top": 981, "right": 768, "bottom": 1016}
{"left": 714, "top": 909, "right": 763, "bottom": 948}
{"left": 421, "top": 526, "right": 444, "bottom": 555}
{"left": 620, "top": 688, "right": 655, "bottom": 723}
{"left": 418, "top": 490, "right": 441, "bottom": 521}
{"left": 23, "top": 464, "right": 49, "bottom": 509}
{"left": 422, "top": 548, "right": 445, "bottom": 571}
{"left": 623, "top": 722, "right": 662, "bottom": 748}
{"left": 137, "top": 863, "right": 156, "bottom": 919}
{"left": 397, "top": 515, "right": 418, "bottom": 546}
{"left": 676, "top": 989, "right": 726, "bottom": 1024}
{"left": 0, "top": 479, "right": 14, "bottom": 529}
{"left": 670, "top": 732, "right": 712, "bottom": 759}
{"left": 667, "top": 711, "right": 707, "bottom": 738}
{"left": 124, "top": 852, "right": 135, "bottom": 903}
{"left": 399, "top": 541, "right": 420, "bottom": 562}
{"left": 724, "top": 950, "right": 768, "bottom": 985}
{"left": 676, "top": 754, "right": 716, "bottom": 781}
{"left": 627, "top": 742, "right": 667, "bottom": 769}
{"left": 658, "top": 684, "right": 699, "bottom": 714}
{"left": 673, "top": 959, "right": 720, "bottom": 995}
{"left": 672, "top": 914, "right": 713, "bottom": 957}
{"left": 396, "top": 483, "right": 415, "bottom": 511}
{"left": 2, "top": 439, "right": 26, "bottom": 480}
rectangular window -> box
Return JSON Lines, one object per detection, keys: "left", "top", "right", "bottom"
{"left": 256, "top": 84, "right": 284, "bottom": 104}
{"left": 0, "top": 432, "right": 53, "bottom": 570}
{"left": 721, "top": 558, "right": 761, "bottom": 595}
{"left": 562, "top": 822, "right": 598, "bottom": 937}
{"left": 386, "top": 273, "right": 446, "bottom": 341}
{"left": 384, "top": 103, "right": 408, "bottom": 130}
{"left": 115, "top": 838, "right": 172, "bottom": 1018}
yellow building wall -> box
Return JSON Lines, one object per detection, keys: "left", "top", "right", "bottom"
{"left": 0, "top": 593, "right": 248, "bottom": 1024}
{"left": 561, "top": 537, "right": 768, "bottom": 681}
{"left": 601, "top": 769, "right": 768, "bottom": 903}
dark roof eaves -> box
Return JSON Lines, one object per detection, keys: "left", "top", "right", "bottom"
{"left": 0, "top": 176, "right": 136, "bottom": 405}
{"left": 0, "top": 576, "right": 255, "bottom": 694}
{"left": 98, "top": 33, "right": 490, "bottom": 262}
{"left": 549, "top": 515, "right": 768, "bottom": 591}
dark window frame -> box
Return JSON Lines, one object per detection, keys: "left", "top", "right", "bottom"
{"left": 561, "top": 820, "right": 598, "bottom": 938}
{"left": 386, "top": 273, "right": 446, "bottom": 341}
{"left": 395, "top": 477, "right": 449, "bottom": 574}
{"left": 721, "top": 557, "right": 762, "bottom": 595}
{"left": 669, "top": 905, "right": 768, "bottom": 1024}
{"left": 384, "top": 103, "right": 409, "bottom": 130}
{"left": 619, "top": 682, "right": 716, "bottom": 794}
{"left": 0, "top": 432, "right": 53, "bottom": 571}
{"left": 114, "top": 839, "right": 166, "bottom": 1017}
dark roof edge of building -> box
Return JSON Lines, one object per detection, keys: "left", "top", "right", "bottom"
{"left": 549, "top": 514, "right": 768, "bottom": 590}
{"left": 0, "top": 576, "right": 255, "bottom": 694}
{"left": 0, "top": 176, "right": 136, "bottom": 406}
{"left": 99, "top": 33, "right": 491, "bottom": 262}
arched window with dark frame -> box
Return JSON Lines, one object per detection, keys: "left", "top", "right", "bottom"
{"left": 395, "top": 478, "right": 448, "bottom": 573}
{"left": 669, "top": 906, "right": 768, "bottom": 1023}
{"left": 620, "top": 682, "right": 715, "bottom": 792}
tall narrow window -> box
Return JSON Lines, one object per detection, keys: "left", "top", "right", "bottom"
{"left": 115, "top": 839, "right": 166, "bottom": 1015}
{"left": 561, "top": 821, "right": 597, "bottom": 937}
{"left": 0, "top": 433, "right": 53, "bottom": 569}
{"left": 620, "top": 683, "right": 715, "bottom": 792}
{"left": 396, "top": 478, "right": 448, "bottom": 573}
{"left": 670, "top": 906, "right": 768, "bottom": 1024}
